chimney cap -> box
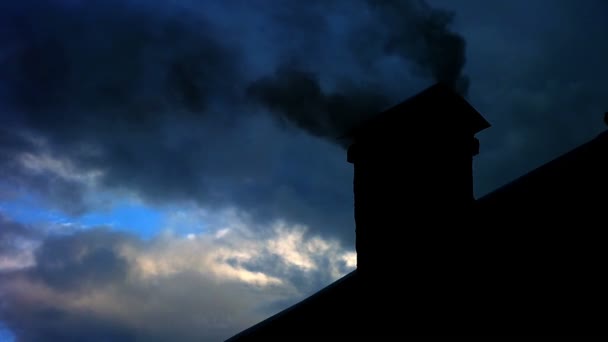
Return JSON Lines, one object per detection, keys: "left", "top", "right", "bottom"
{"left": 346, "top": 83, "right": 491, "bottom": 141}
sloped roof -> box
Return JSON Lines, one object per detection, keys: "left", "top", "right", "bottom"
{"left": 347, "top": 83, "right": 491, "bottom": 141}
{"left": 228, "top": 131, "right": 608, "bottom": 339}
{"left": 226, "top": 271, "right": 360, "bottom": 340}
{"left": 477, "top": 130, "right": 608, "bottom": 209}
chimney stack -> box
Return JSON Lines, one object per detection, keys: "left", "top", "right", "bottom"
{"left": 347, "top": 83, "right": 490, "bottom": 281}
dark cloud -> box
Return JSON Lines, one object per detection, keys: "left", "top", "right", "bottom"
{"left": 0, "top": 213, "right": 36, "bottom": 240}
{"left": 0, "top": 0, "right": 361, "bottom": 242}
{"left": 0, "top": 217, "right": 355, "bottom": 341}
{"left": 0, "top": 0, "right": 239, "bottom": 215}
{"left": 3, "top": 307, "right": 136, "bottom": 342}
{"left": 0, "top": 127, "right": 95, "bottom": 215}
{"left": 0, "top": 213, "right": 38, "bottom": 258}
{"left": 1, "top": 1, "right": 608, "bottom": 340}
{"left": 0, "top": 0, "right": 606, "bottom": 253}
{"left": 28, "top": 229, "right": 132, "bottom": 290}
{"left": 1, "top": 0, "right": 236, "bottom": 117}
{"left": 2, "top": 0, "right": 465, "bottom": 245}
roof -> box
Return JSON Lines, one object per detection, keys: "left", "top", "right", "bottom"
{"left": 347, "top": 83, "right": 491, "bottom": 141}
{"left": 228, "top": 130, "right": 608, "bottom": 338}
{"left": 477, "top": 130, "right": 608, "bottom": 209}
{"left": 227, "top": 271, "right": 360, "bottom": 340}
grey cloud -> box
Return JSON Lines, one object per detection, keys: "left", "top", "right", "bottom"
{"left": 2, "top": 307, "right": 136, "bottom": 342}
{"left": 0, "top": 0, "right": 240, "bottom": 214}
{"left": 0, "top": 217, "right": 355, "bottom": 341}
{"left": 2, "top": 0, "right": 605, "bottom": 247}
{"left": 0, "top": 214, "right": 39, "bottom": 261}
{"left": 28, "top": 229, "right": 132, "bottom": 290}
{"left": 0, "top": 129, "right": 96, "bottom": 215}
{"left": 0, "top": 213, "right": 36, "bottom": 241}
{"left": 2, "top": 0, "right": 236, "bottom": 118}
{"left": 0, "top": 0, "right": 468, "bottom": 242}
{"left": 0, "top": 0, "right": 373, "bottom": 243}
{"left": 3, "top": 0, "right": 608, "bottom": 339}
{"left": 1, "top": 1, "right": 352, "bottom": 224}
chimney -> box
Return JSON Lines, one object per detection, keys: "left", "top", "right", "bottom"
{"left": 346, "top": 83, "right": 490, "bottom": 280}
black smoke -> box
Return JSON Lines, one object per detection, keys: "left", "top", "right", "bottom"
{"left": 248, "top": 66, "right": 387, "bottom": 146}
{"left": 367, "top": 0, "right": 469, "bottom": 94}
{"left": 247, "top": 0, "right": 469, "bottom": 142}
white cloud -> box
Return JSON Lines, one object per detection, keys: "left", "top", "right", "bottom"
{"left": 267, "top": 222, "right": 331, "bottom": 270}
{"left": 214, "top": 228, "right": 230, "bottom": 239}
{"left": 17, "top": 151, "right": 103, "bottom": 185}
{"left": 121, "top": 213, "right": 354, "bottom": 287}
{"left": 0, "top": 241, "right": 37, "bottom": 271}
{"left": 0, "top": 210, "right": 356, "bottom": 341}
{"left": 342, "top": 251, "right": 357, "bottom": 268}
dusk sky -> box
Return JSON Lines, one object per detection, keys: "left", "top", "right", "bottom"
{"left": 1, "top": 0, "right": 607, "bottom": 341}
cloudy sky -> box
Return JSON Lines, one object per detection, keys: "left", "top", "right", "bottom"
{"left": 1, "top": 0, "right": 607, "bottom": 340}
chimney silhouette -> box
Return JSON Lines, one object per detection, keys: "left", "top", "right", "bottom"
{"left": 347, "top": 83, "right": 490, "bottom": 280}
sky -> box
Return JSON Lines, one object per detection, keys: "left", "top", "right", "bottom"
{"left": 0, "top": 0, "right": 607, "bottom": 341}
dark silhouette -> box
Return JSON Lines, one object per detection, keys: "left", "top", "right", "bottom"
{"left": 227, "top": 83, "right": 608, "bottom": 339}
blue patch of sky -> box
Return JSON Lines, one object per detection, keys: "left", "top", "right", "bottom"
{"left": 0, "top": 195, "right": 165, "bottom": 239}
{"left": 0, "top": 193, "right": 59, "bottom": 225}
{"left": 0, "top": 192, "right": 211, "bottom": 240}
{"left": 78, "top": 202, "right": 164, "bottom": 239}
{"left": 0, "top": 322, "right": 15, "bottom": 342}
{"left": 0, "top": 177, "right": 212, "bottom": 239}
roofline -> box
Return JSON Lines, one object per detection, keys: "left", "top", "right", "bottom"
{"left": 225, "top": 270, "right": 357, "bottom": 341}
{"left": 477, "top": 130, "right": 608, "bottom": 204}
{"left": 345, "top": 82, "right": 491, "bottom": 139}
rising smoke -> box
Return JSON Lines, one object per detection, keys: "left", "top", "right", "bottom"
{"left": 248, "top": 0, "right": 469, "bottom": 142}
{"left": 367, "top": 0, "right": 469, "bottom": 94}
{"left": 247, "top": 66, "right": 387, "bottom": 147}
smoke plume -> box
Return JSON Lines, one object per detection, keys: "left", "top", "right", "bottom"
{"left": 248, "top": 66, "right": 387, "bottom": 147}
{"left": 367, "top": 0, "right": 469, "bottom": 94}
{"left": 248, "top": 0, "right": 469, "bottom": 142}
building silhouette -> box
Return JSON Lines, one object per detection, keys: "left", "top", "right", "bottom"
{"left": 227, "top": 83, "right": 608, "bottom": 338}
